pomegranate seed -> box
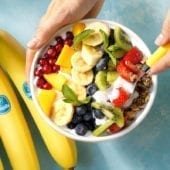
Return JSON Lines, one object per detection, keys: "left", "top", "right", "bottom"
{"left": 52, "top": 64, "right": 60, "bottom": 72}
{"left": 34, "top": 67, "right": 43, "bottom": 77}
{"left": 36, "top": 77, "right": 46, "bottom": 88}
{"left": 48, "top": 58, "right": 56, "bottom": 65}
{"left": 66, "top": 31, "right": 74, "bottom": 39}
{"left": 43, "top": 82, "right": 52, "bottom": 89}
{"left": 38, "top": 57, "right": 48, "bottom": 66}
{"left": 46, "top": 46, "right": 57, "bottom": 58}
{"left": 64, "top": 38, "right": 73, "bottom": 46}
{"left": 55, "top": 36, "right": 64, "bottom": 45}
{"left": 55, "top": 44, "right": 63, "bottom": 54}
{"left": 42, "top": 64, "right": 52, "bottom": 74}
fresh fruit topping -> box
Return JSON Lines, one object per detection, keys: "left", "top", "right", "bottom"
{"left": 71, "top": 68, "right": 94, "bottom": 86}
{"left": 94, "top": 56, "right": 110, "bottom": 72}
{"left": 75, "top": 123, "right": 88, "bottom": 136}
{"left": 71, "top": 51, "right": 93, "bottom": 72}
{"left": 86, "top": 83, "right": 98, "bottom": 96}
{"left": 81, "top": 44, "right": 103, "bottom": 66}
{"left": 92, "top": 108, "right": 105, "bottom": 119}
{"left": 43, "top": 73, "right": 67, "bottom": 91}
{"left": 72, "top": 22, "right": 86, "bottom": 36}
{"left": 95, "top": 70, "right": 108, "bottom": 90}
{"left": 108, "top": 123, "right": 122, "bottom": 133}
{"left": 67, "top": 81, "right": 86, "bottom": 101}
{"left": 51, "top": 99, "right": 74, "bottom": 126}
{"left": 93, "top": 119, "right": 115, "bottom": 136}
{"left": 112, "top": 87, "right": 130, "bottom": 107}
{"left": 114, "top": 26, "right": 132, "bottom": 51}
{"left": 56, "top": 44, "right": 75, "bottom": 68}
{"left": 83, "top": 22, "right": 110, "bottom": 46}
{"left": 106, "top": 71, "right": 118, "bottom": 85}
{"left": 123, "top": 46, "right": 143, "bottom": 64}
{"left": 116, "top": 61, "right": 137, "bottom": 82}
{"left": 37, "top": 89, "right": 56, "bottom": 116}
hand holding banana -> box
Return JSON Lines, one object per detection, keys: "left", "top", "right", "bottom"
{"left": 0, "top": 29, "right": 77, "bottom": 169}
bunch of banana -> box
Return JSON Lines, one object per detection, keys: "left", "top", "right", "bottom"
{"left": 0, "top": 67, "right": 40, "bottom": 170}
{"left": 0, "top": 159, "right": 4, "bottom": 170}
{"left": 0, "top": 29, "right": 77, "bottom": 169}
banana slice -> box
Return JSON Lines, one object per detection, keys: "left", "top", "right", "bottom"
{"left": 51, "top": 99, "right": 74, "bottom": 126}
{"left": 71, "top": 68, "right": 94, "bottom": 86}
{"left": 67, "top": 81, "right": 86, "bottom": 101}
{"left": 71, "top": 51, "right": 93, "bottom": 72}
{"left": 81, "top": 44, "right": 103, "bottom": 66}
{"left": 83, "top": 21, "right": 110, "bottom": 46}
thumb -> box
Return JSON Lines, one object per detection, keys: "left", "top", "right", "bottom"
{"left": 155, "top": 10, "right": 170, "bottom": 46}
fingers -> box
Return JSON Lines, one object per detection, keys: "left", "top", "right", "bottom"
{"left": 155, "top": 10, "right": 170, "bottom": 45}
{"left": 150, "top": 51, "right": 170, "bottom": 74}
{"left": 26, "top": 49, "right": 36, "bottom": 83}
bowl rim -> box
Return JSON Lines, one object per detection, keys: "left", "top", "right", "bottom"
{"left": 30, "top": 18, "right": 158, "bottom": 142}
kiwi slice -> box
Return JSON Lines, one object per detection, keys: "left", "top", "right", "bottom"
{"left": 107, "top": 44, "right": 126, "bottom": 58}
{"left": 114, "top": 26, "right": 132, "bottom": 51}
{"left": 106, "top": 71, "right": 118, "bottom": 85}
{"left": 93, "top": 119, "right": 115, "bottom": 136}
{"left": 95, "top": 71, "right": 108, "bottom": 90}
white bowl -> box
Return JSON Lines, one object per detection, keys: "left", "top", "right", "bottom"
{"left": 30, "top": 19, "right": 157, "bottom": 142}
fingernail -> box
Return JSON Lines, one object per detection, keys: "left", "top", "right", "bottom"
{"left": 27, "top": 37, "right": 38, "bottom": 48}
{"left": 155, "top": 33, "right": 164, "bottom": 45}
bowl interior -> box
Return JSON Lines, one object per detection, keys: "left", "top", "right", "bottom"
{"left": 30, "top": 19, "right": 157, "bottom": 142}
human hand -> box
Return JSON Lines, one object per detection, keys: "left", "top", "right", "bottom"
{"left": 26, "top": 0, "right": 104, "bottom": 81}
{"left": 150, "top": 10, "right": 170, "bottom": 74}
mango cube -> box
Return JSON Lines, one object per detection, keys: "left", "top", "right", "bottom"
{"left": 43, "top": 73, "right": 67, "bottom": 91}
{"left": 56, "top": 45, "right": 75, "bottom": 68}
{"left": 37, "top": 89, "right": 56, "bottom": 116}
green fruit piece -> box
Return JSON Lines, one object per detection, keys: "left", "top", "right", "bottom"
{"left": 113, "top": 107, "right": 124, "bottom": 128}
{"left": 106, "top": 71, "right": 118, "bottom": 84}
{"left": 107, "top": 44, "right": 126, "bottom": 58}
{"left": 107, "top": 59, "right": 116, "bottom": 71}
{"left": 114, "top": 26, "right": 132, "bottom": 51}
{"left": 95, "top": 71, "right": 108, "bottom": 90}
{"left": 93, "top": 119, "right": 115, "bottom": 136}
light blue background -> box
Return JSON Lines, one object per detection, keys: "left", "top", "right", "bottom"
{"left": 0, "top": 0, "right": 170, "bottom": 169}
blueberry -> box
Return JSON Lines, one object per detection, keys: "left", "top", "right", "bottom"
{"left": 92, "top": 108, "right": 105, "bottom": 119}
{"left": 95, "top": 56, "right": 110, "bottom": 72}
{"left": 86, "top": 83, "right": 98, "bottom": 96}
{"left": 75, "top": 105, "right": 87, "bottom": 116}
{"left": 84, "top": 119, "right": 96, "bottom": 131}
{"left": 72, "top": 114, "right": 83, "bottom": 124}
{"left": 75, "top": 123, "right": 88, "bottom": 136}
{"left": 67, "top": 122, "right": 76, "bottom": 129}
{"left": 83, "top": 112, "right": 93, "bottom": 122}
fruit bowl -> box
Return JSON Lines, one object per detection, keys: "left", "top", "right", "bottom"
{"left": 30, "top": 19, "right": 157, "bottom": 142}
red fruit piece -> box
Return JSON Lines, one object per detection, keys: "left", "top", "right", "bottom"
{"left": 117, "top": 61, "right": 137, "bottom": 82}
{"left": 123, "top": 46, "right": 143, "bottom": 64}
{"left": 112, "top": 87, "right": 130, "bottom": 107}
{"left": 108, "top": 123, "right": 122, "bottom": 133}
{"left": 124, "top": 60, "right": 140, "bottom": 74}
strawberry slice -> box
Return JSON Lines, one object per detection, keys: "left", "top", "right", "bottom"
{"left": 123, "top": 46, "right": 143, "bottom": 64}
{"left": 108, "top": 123, "right": 122, "bottom": 133}
{"left": 116, "top": 61, "right": 137, "bottom": 82}
{"left": 112, "top": 87, "right": 130, "bottom": 107}
{"left": 124, "top": 60, "right": 140, "bottom": 74}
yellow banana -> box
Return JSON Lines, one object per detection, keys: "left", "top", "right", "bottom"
{"left": 0, "top": 29, "right": 77, "bottom": 169}
{"left": 0, "top": 159, "right": 4, "bottom": 170}
{"left": 0, "top": 67, "right": 40, "bottom": 170}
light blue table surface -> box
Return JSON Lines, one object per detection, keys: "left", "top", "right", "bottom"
{"left": 1, "top": 0, "right": 170, "bottom": 170}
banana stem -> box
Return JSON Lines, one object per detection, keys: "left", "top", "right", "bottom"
{"left": 63, "top": 168, "right": 75, "bottom": 170}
